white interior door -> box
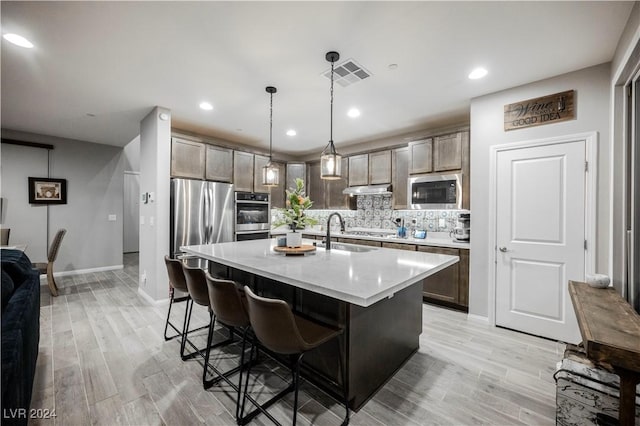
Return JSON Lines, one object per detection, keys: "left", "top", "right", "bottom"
{"left": 495, "top": 139, "right": 586, "bottom": 343}
{"left": 123, "top": 172, "right": 140, "bottom": 253}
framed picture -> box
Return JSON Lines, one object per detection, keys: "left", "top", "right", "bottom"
{"left": 28, "top": 177, "right": 67, "bottom": 204}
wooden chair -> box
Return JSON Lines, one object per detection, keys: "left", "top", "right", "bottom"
{"left": 0, "top": 228, "right": 9, "bottom": 245}
{"left": 33, "top": 228, "right": 66, "bottom": 296}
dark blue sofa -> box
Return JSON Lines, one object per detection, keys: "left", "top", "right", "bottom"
{"left": 1, "top": 249, "right": 40, "bottom": 426}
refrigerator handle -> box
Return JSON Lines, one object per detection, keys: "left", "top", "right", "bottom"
{"left": 203, "top": 183, "right": 211, "bottom": 244}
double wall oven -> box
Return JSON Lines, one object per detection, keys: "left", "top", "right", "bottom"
{"left": 235, "top": 192, "right": 270, "bottom": 241}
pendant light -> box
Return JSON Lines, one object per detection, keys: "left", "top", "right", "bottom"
{"left": 262, "top": 86, "right": 280, "bottom": 187}
{"left": 320, "top": 51, "right": 342, "bottom": 180}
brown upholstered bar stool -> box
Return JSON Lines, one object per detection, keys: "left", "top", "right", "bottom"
{"left": 182, "top": 264, "right": 234, "bottom": 361}
{"left": 205, "top": 273, "right": 252, "bottom": 420}
{"left": 240, "top": 286, "right": 349, "bottom": 426}
{"left": 163, "top": 256, "right": 208, "bottom": 345}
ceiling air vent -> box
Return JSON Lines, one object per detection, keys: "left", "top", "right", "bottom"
{"left": 323, "top": 58, "right": 371, "bottom": 87}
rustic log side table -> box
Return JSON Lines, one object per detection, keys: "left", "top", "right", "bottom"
{"left": 568, "top": 280, "right": 640, "bottom": 426}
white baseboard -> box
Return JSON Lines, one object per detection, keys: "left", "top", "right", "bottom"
{"left": 137, "top": 287, "right": 170, "bottom": 307}
{"left": 39, "top": 265, "right": 124, "bottom": 288}
{"left": 467, "top": 313, "right": 490, "bottom": 324}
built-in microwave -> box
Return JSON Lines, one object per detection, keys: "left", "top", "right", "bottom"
{"left": 408, "top": 173, "right": 462, "bottom": 209}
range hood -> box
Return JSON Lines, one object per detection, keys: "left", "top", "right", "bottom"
{"left": 342, "top": 184, "right": 392, "bottom": 196}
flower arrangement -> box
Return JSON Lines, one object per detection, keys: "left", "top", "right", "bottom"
{"left": 272, "top": 178, "right": 318, "bottom": 231}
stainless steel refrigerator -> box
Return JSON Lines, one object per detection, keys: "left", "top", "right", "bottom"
{"left": 170, "top": 178, "right": 234, "bottom": 264}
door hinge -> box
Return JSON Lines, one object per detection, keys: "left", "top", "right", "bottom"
{"left": 584, "top": 240, "right": 588, "bottom": 250}
{"left": 585, "top": 161, "right": 588, "bottom": 172}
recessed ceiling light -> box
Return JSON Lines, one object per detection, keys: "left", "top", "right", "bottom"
{"left": 3, "top": 33, "right": 34, "bottom": 48}
{"left": 199, "top": 101, "right": 213, "bottom": 111}
{"left": 347, "top": 108, "right": 361, "bottom": 118}
{"left": 286, "top": 129, "right": 297, "bottom": 136}
{"left": 388, "top": 64, "right": 398, "bottom": 70}
{"left": 468, "top": 67, "right": 488, "bottom": 80}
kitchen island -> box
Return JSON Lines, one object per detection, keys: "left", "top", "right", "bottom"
{"left": 182, "top": 238, "right": 458, "bottom": 409}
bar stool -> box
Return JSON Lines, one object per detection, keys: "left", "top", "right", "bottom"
{"left": 204, "top": 273, "right": 252, "bottom": 420}
{"left": 182, "top": 264, "right": 234, "bottom": 361}
{"left": 240, "top": 286, "right": 350, "bottom": 426}
{"left": 163, "top": 256, "right": 190, "bottom": 341}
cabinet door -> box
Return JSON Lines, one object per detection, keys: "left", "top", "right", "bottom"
{"left": 326, "top": 157, "right": 351, "bottom": 209}
{"left": 233, "top": 151, "right": 254, "bottom": 192}
{"left": 270, "top": 162, "right": 287, "bottom": 209}
{"left": 368, "top": 150, "right": 391, "bottom": 184}
{"left": 409, "top": 139, "right": 433, "bottom": 174}
{"left": 433, "top": 133, "right": 463, "bottom": 172}
{"left": 392, "top": 147, "right": 409, "bottom": 209}
{"left": 348, "top": 154, "right": 369, "bottom": 186}
{"left": 205, "top": 145, "right": 233, "bottom": 182}
{"left": 286, "top": 163, "right": 306, "bottom": 191}
{"left": 381, "top": 242, "right": 416, "bottom": 251}
{"left": 418, "top": 246, "right": 459, "bottom": 303}
{"left": 171, "top": 138, "right": 205, "bottom": 179}
{"left": 307, "top": 162, "right": 325, "bottom": 209}
{"left": 458, "top": 249, "right": 469, "bottom": 307}
{"left": 253, "top": 154, "right": 271, "bottom": 194}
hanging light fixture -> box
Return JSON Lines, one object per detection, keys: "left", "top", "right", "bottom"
{"left": 321, "top": 51, "right": 342, "bottom": 180}
{"left": 262, "top": 86, "right": 280, "bottom": 187}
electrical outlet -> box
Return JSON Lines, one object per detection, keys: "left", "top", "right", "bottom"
{"left": 140, "top": 216, "right": 145, "bottom": 225}
{"left": 149, "top": 216, "right": 154, "bottom": 226}
{"left": 141, "top": 271, "right": 147, "bottom": 286}
{"left": 438, "top": 218, "right": 446, "bottom": 228}
{"left": 108, "top": 214, "right": 117, "bottom": 221}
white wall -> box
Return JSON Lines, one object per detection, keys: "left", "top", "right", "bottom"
{"left": 1, "top": 129, "right": 124, "bottom": 272}
{"left": 469, "top": 63, "right": 611, "bottom": 318}
{"left": 123, "top": 135, "right": 140, "bottom": 172}
{"left": 138, "top": 107, "right": 171, "bottom": 301}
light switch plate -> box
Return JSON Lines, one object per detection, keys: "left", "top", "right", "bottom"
{"left": 108, "top": 214, "right": 117, "bottom": 221}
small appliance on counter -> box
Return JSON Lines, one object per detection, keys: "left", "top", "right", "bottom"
{"left": 451, "top": 212, "right": 470, "bottom": 242}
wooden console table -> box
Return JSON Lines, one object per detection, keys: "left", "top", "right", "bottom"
{"left": 568, "top": 280, "right": 640, "bottom": 426}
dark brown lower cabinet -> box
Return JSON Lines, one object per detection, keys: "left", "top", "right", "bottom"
{"left": 338, "top": 237, "right": 382, "bottom": 247}
{"left": 417, "top": 246, "right": 469, "bottom": 311}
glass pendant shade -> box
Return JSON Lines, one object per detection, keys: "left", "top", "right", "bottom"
{"left": 262, "top": 161, "right": 280, "bottom": 187}
{"left": 321, "top": 142, "right": 342, "bottom": 179}
{"left": 262, "top": 86, "right": 279, "bottom": 187}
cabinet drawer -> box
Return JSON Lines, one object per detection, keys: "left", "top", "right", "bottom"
{"left": 338, "top": 238, "right": 382, "bottom": 247}
{"left": 382, "top": 242, "right": 416, "bottom": 251}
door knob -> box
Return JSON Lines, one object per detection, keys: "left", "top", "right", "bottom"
{"left": 499, "top": 247, "right": 508, "bottom": 252}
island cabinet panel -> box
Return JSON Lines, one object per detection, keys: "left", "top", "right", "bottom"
{"left": 368, "top": 150, "right": 391, "bottom": 184}
{"left": 433, "top": 132, "right": 463, "bottom": 172}
{"left": 326, "top": 157, "right": 351, "bottom": 209}
{"left": 408, "top": 138, "right": 433, "bottom": 175}
{"left": 253, "top": 154, "right": 271, "bottom": 194}
{"left": 233, "top": 151, "right": 254, "bottom": 192}
{"left": 307, "top": 161, "right": 326, "bottom": 209}
{"left": 348, "top": 154, "right": 369, "bottom": 186}
{"left": 286, "top": 162, "right": 306, "bottom": 191}
{"left": 171, "top": 138, "right": 205, "bottom": 179}
{"left": 205, "top": 144, "right": 233, "bottom": 182}
{"left": 418, "top": 246, "right": 459, "bottom": 304}
{"left": 270, "top": 162, "right": 287, "bottom": 208}
{"left": 338, "top": 237, "right": 382, "bottom": 247}
{"left": 392, "top": 147, "right": 410, "bottom": 209}
{"left": 382, "top": 242, "right": 416, "bottom": 251}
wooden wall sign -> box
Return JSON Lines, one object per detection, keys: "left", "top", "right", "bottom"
{"left": 504, "top": 90, "right": 575, "bottom": 131}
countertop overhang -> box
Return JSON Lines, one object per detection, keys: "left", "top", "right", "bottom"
{"left": 182, "top": 239, "right": 458, "bottom": 307}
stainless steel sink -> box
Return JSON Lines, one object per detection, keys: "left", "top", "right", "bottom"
{"left": 316, "top": 242, "right": 377, "bottom": 253}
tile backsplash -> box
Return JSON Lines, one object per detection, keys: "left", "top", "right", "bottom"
{"left": 273, "top": 194, "right": 467, "bottom": 233}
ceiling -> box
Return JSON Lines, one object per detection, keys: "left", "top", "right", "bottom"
{"left": 1, "top": 2, "right": 634, "bottom": 156}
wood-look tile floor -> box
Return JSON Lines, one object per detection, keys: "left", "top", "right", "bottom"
{"left": 29, "top": 253, "right": 564, "bottom": 425}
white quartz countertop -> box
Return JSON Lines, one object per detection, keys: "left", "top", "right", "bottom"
{"left": 182, "top": 239, "right": 458, "bottom": 307}
{"left": 270, "top": 228, "right": 470, "bottom": 250}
